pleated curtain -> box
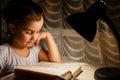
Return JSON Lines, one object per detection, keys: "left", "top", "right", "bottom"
{"left": 0, "top": 0, "right": 120, "bottom": 67}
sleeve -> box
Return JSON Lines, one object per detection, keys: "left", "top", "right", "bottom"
{"left": 35, "top": 43, "right": 41, "bottom": 54}
{"left": 32, "top": 42, "right": 41, "bottom": 55}
{"left": 0, "top": 46, "right": 7, "bottom": 70}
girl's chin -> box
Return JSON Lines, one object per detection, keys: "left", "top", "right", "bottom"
{"left": 27, "top": 45, "right": 32, "bottom": 48}
{"left": 27, "top": 43, "right": 34, "bottom": 47}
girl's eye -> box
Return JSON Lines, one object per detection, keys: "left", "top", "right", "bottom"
{"left": 25, "top": 31, "right": 40, "bottom": 34}
{"left": 26, "top": 31, "right": 32, "bottom": 34}
{"left": 37, "top": 31, "right": 40, "bottom": 33}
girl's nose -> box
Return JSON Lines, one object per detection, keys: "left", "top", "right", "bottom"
{"left": 31, "top": 33, "right": 37, "bottom": 41}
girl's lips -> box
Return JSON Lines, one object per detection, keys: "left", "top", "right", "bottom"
{"left": 28, "top": 41, "right": 32, "bottom": 43}
{"left": 27, "top": 41, "right": 34, "bottom": 45}
{"left": 27, "top": 42, "right": 34, "bottom": 47}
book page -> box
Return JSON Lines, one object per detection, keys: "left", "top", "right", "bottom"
{"left": 77, "top": 64, "right": 103, "bottom": 80}
{"left": 16, "top": 61, "right": 87, "bottom": 76}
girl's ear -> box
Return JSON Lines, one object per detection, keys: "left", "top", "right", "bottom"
{"left": 8, "top": 23, "right": 16, "bottom": 34}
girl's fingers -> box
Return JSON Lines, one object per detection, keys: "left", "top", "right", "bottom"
{"left": 34, "top": 40, "right": 38, "bottom": 46}
{"left": 34, "top": 32, "right": 48, "bottom": 46}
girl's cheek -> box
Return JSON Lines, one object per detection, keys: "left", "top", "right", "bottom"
{"left": 25, "top": 35, "right": 32, "bottom": 41}
{"left": 20, "top": 34, "right": 30, "bottom": 41}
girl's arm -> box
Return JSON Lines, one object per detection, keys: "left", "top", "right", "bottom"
{"left": 35, "top": 32, "right": 62, "bottom": 63}
{"left": 0, "top": 69, "right": 1, "bottom": 74}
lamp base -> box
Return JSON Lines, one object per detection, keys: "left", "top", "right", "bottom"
{"left": 94, "top": 67, "right": 120, "bottom": 80}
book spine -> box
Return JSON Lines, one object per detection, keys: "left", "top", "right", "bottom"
{"left": 15, "top": 69, "right": 57, "bottom": 80}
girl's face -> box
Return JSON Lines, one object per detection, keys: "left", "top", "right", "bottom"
{"left": 12, "top": 17, "right": 44, "bottom": 48}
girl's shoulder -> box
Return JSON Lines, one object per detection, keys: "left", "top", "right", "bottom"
{"left": 31, "top": 44, "right": 41, "bottom": 53}
{"left": 0, "top": 43, "right": 9, "bottom": 59}
{"left": 0, "top": 43, "right": 9, "bottom": 51}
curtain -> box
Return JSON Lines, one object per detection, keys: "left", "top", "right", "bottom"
{"left": 0, "top": 0, "right": 120, "bottom": 67}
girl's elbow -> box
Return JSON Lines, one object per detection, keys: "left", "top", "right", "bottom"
{"left": 50, "top": 58, "right": 62, "bottom": 63}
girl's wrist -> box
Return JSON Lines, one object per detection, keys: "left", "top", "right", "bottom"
{"left": 46, "top": 32, "right": 52, "bottom": 38}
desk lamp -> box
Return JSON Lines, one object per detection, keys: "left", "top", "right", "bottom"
{"left": 66, "top": 0, "right": 120, "bottom": 80}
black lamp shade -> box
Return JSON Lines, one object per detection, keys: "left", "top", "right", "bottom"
{"left": 66, "top": 12, "right": 97, "bottom": 42}
{"left": 66, "top": 0, "right": 107, "bottom": 42}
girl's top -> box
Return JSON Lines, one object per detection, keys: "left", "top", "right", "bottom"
{"left": 0, "top": 43, "right": 41, "bottom": 75}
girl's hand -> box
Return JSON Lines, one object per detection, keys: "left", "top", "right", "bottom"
{"left": 69, "top": 78, "right": 75, "bottom": 80}
{"left": 34, "top": 32, "right": 49, "bottom": 46}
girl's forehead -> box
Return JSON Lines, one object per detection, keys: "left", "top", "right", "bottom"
{"left": 24, "top": 19, "right": 43, "bottom": 29}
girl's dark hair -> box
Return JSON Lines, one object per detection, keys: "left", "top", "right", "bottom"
{"left": 2, "top": 0, "right": 43, "bottom": 26}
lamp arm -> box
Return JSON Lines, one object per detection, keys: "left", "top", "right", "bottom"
{"left": 102, "top": 16, "right": 120, "bottom": 56}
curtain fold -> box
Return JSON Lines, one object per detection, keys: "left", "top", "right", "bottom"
{"left": 0, "top": 0, "right": 120, "bottom": 67}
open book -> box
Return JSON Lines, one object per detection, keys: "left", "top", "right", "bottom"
{"left": 15, "top": 61, "right": 86, "bottom": 80}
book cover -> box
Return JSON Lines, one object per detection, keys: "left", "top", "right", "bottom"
{"left": 14, "top": 61, "right": 86, "bottom": 80}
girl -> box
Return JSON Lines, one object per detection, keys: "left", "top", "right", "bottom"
{"left": 0, "top": 0, "right": 61, "bottom": 76}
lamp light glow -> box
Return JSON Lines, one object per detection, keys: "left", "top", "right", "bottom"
{"left": 66, "top": 0, "right": 120, "bottom": 80}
